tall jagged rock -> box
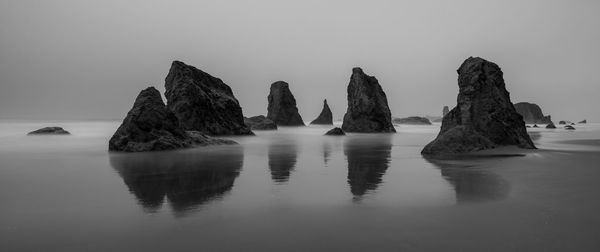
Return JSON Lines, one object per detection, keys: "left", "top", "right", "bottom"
{"left": 310, "top": 99, "right": 333, "bottom": 125}
{"left": 266, "top": 81, "right": 305, "bottom": 126}
{"left": 164, "top": 61, "right": 253, "bottom": 135}
{"left": 422, "top": 57, "right": 535, "bottom": 156}
{"left": 109, "top": 87, "right": 235, "bottom": 152}
{"left": 513, "top": 102, "right": 552, "bottom": 124}
{"left": 341, "top": 68, "right": 395, "bottom": 133}
{"left": 443, "top": 106, "right": 449, "bottom": 117}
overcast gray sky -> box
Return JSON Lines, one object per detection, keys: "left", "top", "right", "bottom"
{"left": 1, "top": 0, "right": 598, "bottom": 122}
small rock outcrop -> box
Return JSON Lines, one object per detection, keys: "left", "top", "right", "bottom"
{"left": 310, "top": 99, "right": 333, "bottom": 125}
{"left": 533, "top": 124, "right": 539, "bottom": 128}
{"left": 579, "top": 119, "right": 587, "bottom": 124}
{"left": 513, "top": 102, "right": 552, "bottom": 124}
{"left": 559, "top": 121, "right": 567, "bottom": 125}
{"left": 109, "top": 87, "right": 236, "bottom": 152}
{"left": 393, "top": 116, "right": 432, "bottom": 125}
{"left": 164, "top": 61, "right": 253, "bottom": 135}
{"left": 325, "top": 127, "right": 345, "bottom": 136}
{"left": 244, "top": 115, "right": 277, "bottom": 130}
{"left": 27, "top": 127, "right": 70, "bottom": 135}
{"left": 546, "top": 122, "right": 557, "bottom": 129}
{"left": 443, "top": 106, "right": 449, "bottom": 117}
{"left": 422, "top": 57, "right": 535, "bottom": 156}
{"left": 266, "top": 81, "right": 305, "bottom": 126}
{"left": 565, "top": 125, "right": 576, "bottom": 130}
{"left": 341, "top": 68, "right": 395, "bottom": 133}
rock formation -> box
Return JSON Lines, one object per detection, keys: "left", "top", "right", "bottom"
{"left": 533, "top": 124, "right": 539, "bottom": 128}
{"left": 325, "top": 127, "right": 345, "bottom": 136}
{"left": 559, "top": 121, "right": 568, "bottom": 125}
{"left": 393, "top": 116, "right": 432, "bottom": 125}
{"left": 422, "top": 57, "right": 535, "bottom": 156}
{"left": 513, "top": 102, "right": 552, "bottom": 124}
{"left": 27, "top": 127, "right": 70, "bottom": 135}
{"left": 546, "top": 122, "right": 557, "bottom": 129}
{"left": 565, "top": 125, "right": 576, "bottom": 130}
{"left": 164, "top": 61, "right": 253, "bottom": 135}
{"left": 244, "top": 115, "right": 277, "bottom": 130}
{"left": 109, "top": 87, "right": 236, "bottom": 152}
{"left": 341, "top": 68, "right": 395, "bottom": 133}
{"left": 443, "top": 106, "right": 449, "bottom": 117}
{"left": 310, "top": 99, "right": 333, "bottom": 125}
{"left": 579, "top": 119, "right": 587, "bottom": 124}
{"left": 266, "top": 81, "right": 305, "bottom": 126}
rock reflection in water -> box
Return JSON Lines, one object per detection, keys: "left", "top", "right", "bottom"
{"left": 268, "top": 139, "right": 297, "bottom": 183}
{"left": 344, "top": 135, "right": 392, "bottom": 197}
{"left": 425, "top": 158, "right": 510, "bottom": 204}
{"left": 109, "top": 146, "right": 243, "bottom": 215}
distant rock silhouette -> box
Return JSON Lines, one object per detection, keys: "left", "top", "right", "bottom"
{"left": 565, "top": 125, "right": 576, "bottom": 130}
{"left": 164, "top": 61, "right": 253, "bottom": 135}
{"left": 533, "top": 124, "right": 539, "bottom": 128}
{"left": 310, "top": 99, "right": 333, "bottom": 125}
{"left": 266, "top": 81, "right": 305, "bottom": 126}
{"left": 513, "top": 102, "right": 552, "bottom": 124}
{"left": 422, "top": 57, "right": 535, "bottom": 156}
{"left": 393, "top": 116, "right": 432, "bottom": 125}
{"left": 109, "top": 87, "right": 236, "bottom": 152}
{"left": 546, "top": 122, "right": 557, "bottom": 129}
{"left": 325, "top": 127, "right": 345, "bottom": 136}
{"left": 244, "top": 115, "right": 277, "bottom": 130}
{"left": 27, "top": 127, "right": 70, "bottom": 135}
{"left": 558, "top": 121, "right": 567, "bottom": 125}
{"left": 341, "top": 68, "right": 395, "bottom": 133}
{"left": 443, "top": 106, "right": 449, "bottom": 117}
{"left": 579, "top": 119, "right": 587, "bottom": 124}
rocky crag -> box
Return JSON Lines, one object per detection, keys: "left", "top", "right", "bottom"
{"left": 310, "top": 99, "right": 333, "bottom": 125}
{"left": 266, "top": 81, "right": 305, "bottom": 126}
{"left": 513, "top": 102, "right": 552, "bottom": 124}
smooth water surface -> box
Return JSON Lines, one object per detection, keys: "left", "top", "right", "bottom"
{"left": 1, "top": 120, "right": 600, "bottom": 251}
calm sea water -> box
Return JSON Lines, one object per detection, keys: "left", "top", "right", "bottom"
{"left": 1, "top": 120, "right": 599, "bottom": 251}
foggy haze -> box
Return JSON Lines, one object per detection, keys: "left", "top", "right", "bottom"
{"left": 1, "top": 0, "right": 599, "bottom": 122}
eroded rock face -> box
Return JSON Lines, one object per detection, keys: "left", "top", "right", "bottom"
{"left": 341, "top": 68, "right": 395, "bottom": 133}
{"left": 546, "top": 122, "right": 557, "bottom": 129}
{"left": 422, "top": 57, "right": 535, "bottom": 156}
{"left": 393, "top": 116, "right": 432, "bottom": 125}
{"left": 325, "top": 127, "right": 345, "bottom": 136}
{"left": 244, "top": 115, "right": 277, "bottom": 130}
{"left": 443, "top": 106, "right": 449, "bottom": 117}
{"left": 310, "top": 99, "right": 333, "bottom": 125}
{"left": 513, "top": 102, "right": 552, "bottom": 124}
{"left": 27, "top": 127, "right": 70, "bottom": 135}
{"left": 164, "top": 61, "right": 253, "bottom": 135}
{"left": 109, "top": 87, "right": 236, "bottom": 152}
{"left": 266, "top": 81, "right": 305, "bottom": 126}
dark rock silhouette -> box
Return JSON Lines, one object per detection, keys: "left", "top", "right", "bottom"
{"left": 393, "top": 116, "right": 432, "bottom": 125}
{"left": 533, "top": 124, "right": 539, "bottom": 128}
{"left": 341, "top": 68, "right": 395, "bottom": 133}
{"left": 266, "top": 81, "right": 305, "bottom": 126}
{"left": 513, "top": 102, "right": 552, "bottom": 124}
{"left": 546, "top": 122, "right": 557, "bottom": 129}
{"left": 27, "top": 127, "right": 70, "bottom": 135}
{"left": 109, "top": 87, "right": 235, "bottom": 152}
{"left": 164, "top": 61, "right": 253, "bottom": 135}
{"left": 579, "top": 119, "right": 587, "bottom": 124}
{"left": 325, "top": 127, "right": 345, "bottom": 136}
{"left": 109, "top": 146, "right": 243, "bottom": 215}
{"left": 244, "top": 115, "right": 277, "bottom": 130}
{"left": 558, "top": 121, "right": 567, "bottom": 125}
{"left": 443, "top": 106, "right": 450, "bottom": 117}
{"left": 344, "top": 135, "right": 392, "bottom": 197}
{"left": 268, "top": 140, "right": 297, "bottom": 183}
{"left": 565, "top": 125, "right": 576, "bottom": 130}
{"left": 310, "top": 99, "right": 333, "bottom": 125}
{"left": 422, "top": 57, "right": 535, "bottom": 156}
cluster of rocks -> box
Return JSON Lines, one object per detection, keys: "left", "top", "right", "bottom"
{"left": 422, "top": 57, "right": 535, "bottom": 156}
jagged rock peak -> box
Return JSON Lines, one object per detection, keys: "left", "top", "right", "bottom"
{"left": 164, "top": 60, "right": 253, "bottom": 135}
{"left": 311, "top": 99, "right": 333, "bottom": 125}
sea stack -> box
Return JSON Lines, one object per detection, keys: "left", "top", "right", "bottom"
{"left": 266, "top": 81, "right": 305, "bottom": 126}
{"left": 422, "top": 57, "right": 535, "bottom": 156}
{"left": 443, "top": 106, "right": 449, "bottom": 117}
{"left": 341, "top": 67, "right": 395, "bottom": 133}
{"left": 27, "top": 127, "right": 70, "bottom": 135}
{"left": 109, "top": 87, "right": 235, "bottom": 152}
{"left": 311, "top": 99, "right": 333, "bottom": 125}
{"left": 164, "top": 61, "right": 253, "bottom": 135}
{"left": 513, "top": 102, "right": 553, "bottom": 124}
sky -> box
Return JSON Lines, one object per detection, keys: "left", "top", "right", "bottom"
{"left": 0, "top": 0, "right": 599, "bottom": 122}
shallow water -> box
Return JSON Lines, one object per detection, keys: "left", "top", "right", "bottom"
{"left": 1, "top": 120, "right": 600, "bottom": 251}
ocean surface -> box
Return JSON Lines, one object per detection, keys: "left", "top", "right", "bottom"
{"left": 1, "top": 120, "right": 599, "bottom": 251}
